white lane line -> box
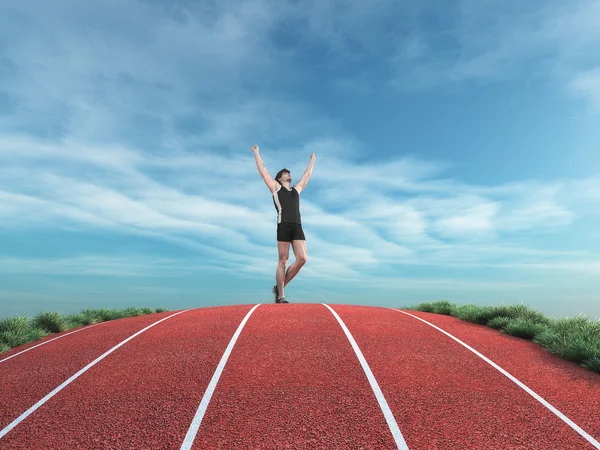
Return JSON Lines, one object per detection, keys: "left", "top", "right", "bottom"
{"left": 323, "top": 304, "right": 409, "bottom": 450}
{"left": 0, "top": 309, "right": 191, "bottom": 440}
{"left": 0, "top": 323, "right": 103, "bottom": 365}
{"left": 180, "top": 303, "right": 261, "bottom": 450}
{"left": 391, "top": 309, "right": 600, "bottom": 450}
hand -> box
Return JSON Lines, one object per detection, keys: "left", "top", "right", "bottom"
{"left": 250, "top": 144, "right": 259, "bottom": 153}
{"left": 310, "top": 152, "right": 315, "bottom": 161}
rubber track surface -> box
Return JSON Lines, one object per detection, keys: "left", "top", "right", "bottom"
{"left": 391, "top": 309, "right": 600, "bottom": 448}
{"left": 0, "top": 311, "right": 176, "bottom": 431}
{"left": 0, "top": 306, "right": 251, "bottom": 449}
{"left": 193, "top": 304, "right": 397, "bottom": 448}
{"left": 1, "top": 304, "right": 598, "bottom": 449}
{"left": 336, "top": 305, "right": 599, "bottom": 449}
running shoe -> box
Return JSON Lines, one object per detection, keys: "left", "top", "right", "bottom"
{"left": 275, "top": 296, "right": 289, "bottom": 304}
{"left": 272, "top": 285, "right": 279, "bottom": 302}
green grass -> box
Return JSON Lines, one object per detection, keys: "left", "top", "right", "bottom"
{"left": 0, "top": 307, "right": 169, "bottom": 355}
{"left": 402, "top": 300, "right": 600, "bottom": 375}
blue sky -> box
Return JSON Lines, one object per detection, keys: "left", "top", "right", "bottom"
{"left": 1, "top": 0, "right": 599, "bottom": 320}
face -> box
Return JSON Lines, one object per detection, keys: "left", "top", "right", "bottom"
{"left": 280, "top": 172, "right": 291, "bottom": 182}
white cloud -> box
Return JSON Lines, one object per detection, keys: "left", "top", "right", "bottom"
{"left": 386, "top": 0, "right": 600, "bottom": 105}
{"left": 571, "top": 68, "right": 600, "bottom": 112}
{"left": 0, "top": 0, "right": 297, "bottom": 149}
{"left": 1, "top": 0, "right": 599, "bottom": 307}
{"left": 1, "top": 132, "right": 599, "bottom": 286}
{"left": 432, "top": 202, "right": 499, "bottom": 238}
{"left": 0, "top": 255, "right": 198, "bottom": 277}
{"left": 497, "top": 184, "right": 574, "bottom": 231}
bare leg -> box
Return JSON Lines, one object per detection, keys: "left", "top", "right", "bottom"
{"left": 276, "top": 260, "right": 287, "bottom": 297}
{"left": 284, "top": 259, "right": 305, "bottom": 287}
{"left": 276, "top": 241, "right": 291, "bottom": 299}
{"left": 284, "top": 239, "right": 307, "bottom": 287}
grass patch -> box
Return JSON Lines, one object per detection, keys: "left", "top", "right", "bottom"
{"left": 403, "top": 300, "right": 600, "bottom": 375}
{"left": 1, "top": 327, "right": 49, "bottom": 348}
{"left": 409, "top": 300, "right": 454, "bottom": 315}
{"left": 504, "top": 318, "right": 548, "bottom": 340}
{"left": 487, "top": 316, "right": 512, "bottom": 330}
{"left": 64, "top": 313, "right": 96, "bottom": 327}
{"left": 33, "top": 311, "right": 68, "bottom": 333}
{"left": 81, "top": 308, "right": 126, "bottom": 322}
{"left": 533, "top": 317, "right": 600, "bottom": 367}
{"left": 0, "top": 306, "right": 169, "bottom": 355}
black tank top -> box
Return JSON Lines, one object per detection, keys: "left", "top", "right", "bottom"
{"left": 272, "top": 184, "right": 301, "bottom": 224}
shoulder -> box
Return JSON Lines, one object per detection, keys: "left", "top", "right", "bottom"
{"left": 271, "top": 183, "right": 281, "bottom": 195}
{"left": 293, "top": 185, "right": 303, "bottom": 195}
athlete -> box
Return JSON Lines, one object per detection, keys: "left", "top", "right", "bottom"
{"left": 251, "top": 144, "right": 315, "bottom": 303}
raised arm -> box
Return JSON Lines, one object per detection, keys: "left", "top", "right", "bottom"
{"left": 294, "top": 152, "right": 315, "bottom": 194}
{"left": 251, "top": 145, "right": 278, "bottom": 193}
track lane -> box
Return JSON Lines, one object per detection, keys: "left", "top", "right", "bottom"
{"left": 0, "top": 323, "right": 103, "bottom": 364}
{"left": 0, "top": 311, "right": 178, "bottom": 432}
{"left": 0, "top": 305, "right": 254, "bottom": 450}
{"left": 192, "top": 304, "right": 400, "bottom": 449}
{"left": 332, "top": 304, "right": 598, "bottom": 450}
{"left": 391, "top": 308, "right": 600, "bottom": 447}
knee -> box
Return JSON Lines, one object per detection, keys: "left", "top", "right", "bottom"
{"left": 297, "top": 255, "right": 307, "bottom": 265}
{"left": 278, "top": 257, "right": 288, "bottom": 266}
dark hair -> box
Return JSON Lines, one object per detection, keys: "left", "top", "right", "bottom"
{"left": 275, "top": 168, "right": 290, "bottom": 184}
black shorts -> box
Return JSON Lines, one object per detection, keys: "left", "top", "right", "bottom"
{"left": 277, "top": 222, "right": 305, "bottom": 242}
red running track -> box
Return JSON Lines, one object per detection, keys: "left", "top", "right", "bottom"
{"left": 0, "top": 311, "right": 177, "bottom": 431}
{"left": 0, "top": 304, "right": 598, "bottom": 449}
{"left": 337, "top": 305, "right": 600, "bottom": 449}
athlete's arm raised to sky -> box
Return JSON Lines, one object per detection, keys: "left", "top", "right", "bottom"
{"left": 296, "top": 152, "right": 316, "bottom": 191}
{"left": 295, "top": 152, "right": 315, "bottom": 194}
{"left": 251, "top": 144, "right": 278, "bottom": 192}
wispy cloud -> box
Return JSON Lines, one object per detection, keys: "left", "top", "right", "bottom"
{"left": 0, "top": 0, "right": 599, "bottom": 318}
{"left": 2, "top": 133, "right": 599, "bottom": 279}
{"left": 571, "top": 68, "right": 600, "bottom": 112}
{"left": 385, "top": 0, "right": 600, "bottom": 109}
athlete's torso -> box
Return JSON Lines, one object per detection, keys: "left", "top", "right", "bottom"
{"left": 272, "top": 184, "right": 301, "bottom": 224}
